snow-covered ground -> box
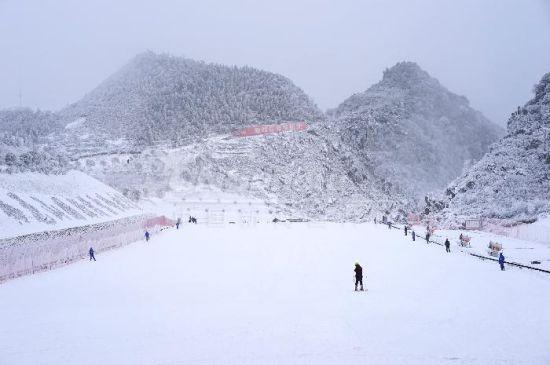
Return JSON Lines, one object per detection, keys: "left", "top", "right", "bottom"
{"left": 1, "top": 223, "right": 549, "bottom": 365}
{"left": 420, "top": 226, "right": 550, "bottom": 271}
{"left": 141, "top": 184, "right": 293, "bottom": 225}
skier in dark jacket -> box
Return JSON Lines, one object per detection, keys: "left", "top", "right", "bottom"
{"left": 145, "top": 231, "right": 150, "bottom": 242}
{"left": 404, "top": 226, "right": 408, "bottom": 236}
{"left": 499, "top": 252, "right": 505, "bottom": 271}
{"left": 444, "top": 238, "right": 451, "bottom": 253}
{"left": 89, "top": 247, "right": 96, "bottom": 261}
{"left": 425, "top": 232, "right": 431, "bottom": 244}
{"left": 412, "top": 230, "right": 416, "bottom": 242}
{"left": 354, "top": 262, "right": 364, "bottom": 291}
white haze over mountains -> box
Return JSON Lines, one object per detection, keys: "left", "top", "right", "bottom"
{"left": 1, "top": 0, "right": 550, "bottom": 125}
{"left": 0, "top": 53, "right": 504, "bottom": 221}
{"left": 0, "top": 1, "right": 548, "bottom": 224}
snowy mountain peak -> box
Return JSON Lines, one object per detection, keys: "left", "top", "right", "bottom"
{"left": 58, "top": 52, "right": 324, "bottom": 147}
{"left": 381, "top": 61, "right": 438, "bottom": 89}
{"left": 508, "top": 72, "right": 550, "bottom": 133}
{"left": 327, "top": 63, "right": 503, "bottom": 199}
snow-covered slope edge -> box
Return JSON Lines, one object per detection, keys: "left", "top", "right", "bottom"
{"left": 0, "top": 170, "right": 142, "bottom": 239}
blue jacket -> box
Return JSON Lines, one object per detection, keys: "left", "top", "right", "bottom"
{"left": 499, "top": 253, "right": 505, "bottom": 264}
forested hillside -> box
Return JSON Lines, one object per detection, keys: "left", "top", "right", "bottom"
{"left": 328, "top": 62, "right": 503, "bottom": 199}
{"left": 60, "top": 51, "right": 324, "bottom": 146}
{"left": 432, "top": 71, "right": 550, "bottom": 221}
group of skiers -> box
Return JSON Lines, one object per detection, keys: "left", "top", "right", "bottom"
{"left": 356, "top": 217, "right": 509, "bottom": 291}
{"left": 87, "top": 214, "right": 508, "bottom": 292}
{"left": 373, "top": 216, "right": 507, "bottom": 275}
{"left": 88, "top": 215, "right": 197, "bottom": 261}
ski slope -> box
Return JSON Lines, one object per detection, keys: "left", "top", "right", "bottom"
{"left": 1, "top": 223, "right": 549, "bottom": 365}
{"left": 0, "top": 170, "right": 142, "bottom": 239}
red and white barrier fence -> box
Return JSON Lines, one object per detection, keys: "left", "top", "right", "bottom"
{"left": 0, "top": 214, "right": 175, "bottom": 283}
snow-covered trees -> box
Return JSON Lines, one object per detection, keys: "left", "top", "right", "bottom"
{"left": 59, "top": 51, "right": 324, "bottom": 146}
{"left": 0, "top": 108, "right": 63, "bottom": 147}
{"left": 0, "top": 108, "right": 70, "bottom": 174}
{"left": 0, "top": 149, "right": 70, "bottom": 174}
{"left": 434, "top": 72, "right": 550, "bottom": 221}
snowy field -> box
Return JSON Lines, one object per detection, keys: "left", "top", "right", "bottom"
{"left": 1, "top": 223, "right": 549, "bottom": 365}
{"left": 417, "top": 226, "right": 550, "bottom": 272}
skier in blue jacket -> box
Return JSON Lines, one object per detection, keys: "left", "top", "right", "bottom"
{"left": 89, "top": 247, "right": 96, "bottom": 261}
{"left": 499, "top": 252, "right": 505, "bottom": 271}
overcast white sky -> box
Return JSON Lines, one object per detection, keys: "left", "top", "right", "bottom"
{"left": 0, "top": 0, "right": 549, "bottom": 125}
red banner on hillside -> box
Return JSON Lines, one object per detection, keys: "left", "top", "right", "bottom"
{"left": 232, "top": 121, "right": 308, "bottom": 137}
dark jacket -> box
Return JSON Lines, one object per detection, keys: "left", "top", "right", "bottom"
{"left": 354, "top": 264, "right": 363, "bottom": 278}
{"left": 499, "top": 253, "right": 505, "bottom": 264}
{"left": 444, "top": 239, "right": 450, "bottom": 247}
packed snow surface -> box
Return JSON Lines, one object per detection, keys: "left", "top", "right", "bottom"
{"left": 1, "top": 223, "right": 549, "bottom": 364}
{"left": 419, "top": 226, "right": 550, "bottom": 271}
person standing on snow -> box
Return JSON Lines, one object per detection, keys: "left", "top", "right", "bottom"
{"left": 412, "top": 230, "right": 416, "bottom": 242}
{"left": 425, "top": 232, "right": 431, "bottom": 244}
{"left": 354, "top": 262, "right": 364, "bottom": 291}
{"left": 89, "top": 247, "right": 96, "bottom": 261}
{"left": 444, "top": 238, "right": 451, "bottom": 253}
{"left": 499, "top": 252, "right": 506, "bottom": 271}
{"left": 145, "top": 230, "right": 150, "bottom": 242}
{"left": 404, "top": 226, "right": 408, "bottom": 236}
